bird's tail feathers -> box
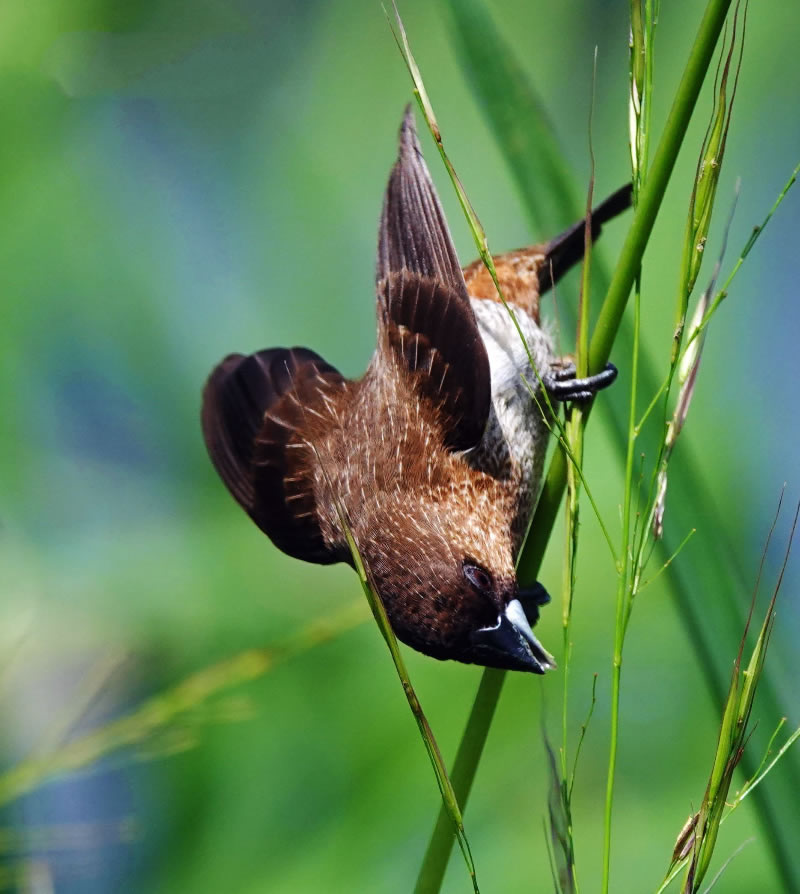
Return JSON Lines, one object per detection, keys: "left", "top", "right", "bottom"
{"left": 538, "top": 183, "right": 633, "bottom": 293}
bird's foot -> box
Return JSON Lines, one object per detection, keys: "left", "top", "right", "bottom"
{"left": 543, "top": 361, "right": 617, "bottom": 403}
{"left": 517, "top": 581, "right": 551, "bottom": 626}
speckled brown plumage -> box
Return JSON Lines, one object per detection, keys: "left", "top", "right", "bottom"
{"left": 201, "top": 107, "right": 630, "bottom": 673}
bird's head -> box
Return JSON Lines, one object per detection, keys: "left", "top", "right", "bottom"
{"left": 358, "top": 498, "right": 555, "bottom": 674}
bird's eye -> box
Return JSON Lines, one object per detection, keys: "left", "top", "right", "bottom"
{"left": 463, "top": 561, "right": 493, "bottom": 592}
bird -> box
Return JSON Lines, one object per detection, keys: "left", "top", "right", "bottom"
{"left": 201, "top": 107, "right": 630, "bottom": 674}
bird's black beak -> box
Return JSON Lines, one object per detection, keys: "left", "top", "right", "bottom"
{"left": 469, "top": 598, "right": 556, "bottom": 674}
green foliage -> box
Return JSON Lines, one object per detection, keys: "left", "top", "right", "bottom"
{"left": 1, "top": 1, "right": 799, "bottom": 892}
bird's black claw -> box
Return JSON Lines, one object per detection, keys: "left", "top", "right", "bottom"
{"left": 543, "top": 362, "right": 617, "bottom": 404}
{"left": 517, "top": 581, "right": 551, "bottom": 626}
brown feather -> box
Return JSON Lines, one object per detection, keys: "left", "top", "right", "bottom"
{"left": 201, "top": 347, "right": 351, "bottom": 565}
{"left": 377, "top": 105, "right": 471, "bottom": 300}
{"left": 379, "top": 271, "right": 490, "bottom": 451}
{"left": 462, "top": 183, "right": 633, "bottom": 318}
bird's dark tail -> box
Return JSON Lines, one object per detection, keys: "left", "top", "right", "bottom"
{"left": 537, "top": 183, "right": 633, "bottom": 294}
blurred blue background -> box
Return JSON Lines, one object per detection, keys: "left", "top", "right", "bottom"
{"left": 1, "top": 1, "right": 799, "bottom": 891}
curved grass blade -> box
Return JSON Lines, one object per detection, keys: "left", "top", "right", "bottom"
{"left": 318, "top": 451, "right": 481, "bottom": 894}
{"left": 417, "top": 0, "right": 742, "bottom": 889}
{"left": 444, "top": 0, "right": 576, "bottom": 232}
{"left": 656, "top": 495, "right": 800, "bottom": 893}
{"left": 0, "top": 600, "right": 368, "bottom": 808}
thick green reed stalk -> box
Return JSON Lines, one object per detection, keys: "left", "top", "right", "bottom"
{"left": 414, "top": 1, "right": 734, "bottom": 890}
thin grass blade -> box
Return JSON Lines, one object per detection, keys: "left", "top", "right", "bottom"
{"left": 328, "top": 488, "right": 481, "bottom": 894}
{"left": 0, "top": 600, "right": 367, "bottom": 807}
{"left": 416, "top": 1, "right": 738, "bottom": 890}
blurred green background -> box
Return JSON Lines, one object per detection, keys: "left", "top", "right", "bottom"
{"left": 1, "top": 1, "right": 799, "bottom": 891}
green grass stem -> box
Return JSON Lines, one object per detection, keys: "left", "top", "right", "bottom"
{"left": 550, "top": 51, "right": 600, "bottom": 891}
{"left": 414, "top": 669, "right": 504, "bottom": 894}
{"left": 325, "top": 479, "right": 480, "bottom": 894}
{"left": 604, "top": 6, "right": 744, "bottom": 888}
{"left": 446, "top": 20, "right": 800, "bottom": 863}
{"left": 0, "top": 600, "right": 368, "bottom": 808}
{"left": 416, "top": 1, "right": 735, "bottom": 889}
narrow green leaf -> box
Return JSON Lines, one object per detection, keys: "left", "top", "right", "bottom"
{"left": 444, "top": 0, "right": 578, "bottom": 231}
{"left": 326, "top": 478, "right": 481, "bottom": 894}
{"left": 418, "top": 2, "right": 742, "bottom": 891}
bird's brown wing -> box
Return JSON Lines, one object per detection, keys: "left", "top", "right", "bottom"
{"left": 376, "top": 107, "right": 491, "bottom": 452}
{"left": 201, "top": 347, "right": 351, "bottom": 565}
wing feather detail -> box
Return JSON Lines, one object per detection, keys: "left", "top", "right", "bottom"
{"left": 201, "top": 347, "right": 350, "bottom": 565}
{"left": 376, "top": 108, "right": 490, "bottom": 452}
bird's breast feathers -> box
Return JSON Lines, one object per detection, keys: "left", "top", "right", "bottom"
{"left": 469, "top": 296, "right": 554, "bottom": 504}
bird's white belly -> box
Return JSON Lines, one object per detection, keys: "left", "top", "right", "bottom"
{"left": 469, "top": 297, "right": 555, "bottom": 511}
